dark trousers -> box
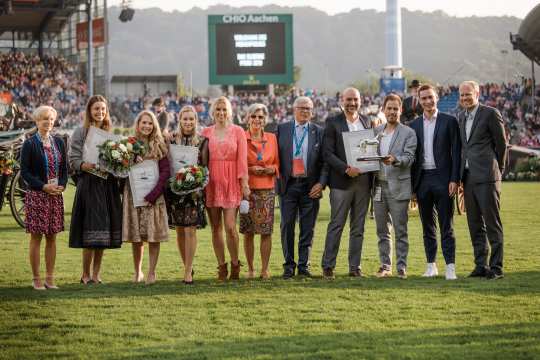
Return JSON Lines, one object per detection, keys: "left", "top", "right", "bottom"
{"left": 463, "top": 171, "right": 504, "bottom": 271}
{"left": 416, "top": 170, "right": 456, "bottom": 264}
{"left": 279, "top": 178, "right": 320, "bottom": 272}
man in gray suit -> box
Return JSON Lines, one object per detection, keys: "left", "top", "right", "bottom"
{"left": 321, "top": 87, "right": 373, "bottom": 279}
{"left": 373, "top": 94, "right": 417, "bottom": 279}
{"left": 458, "top": 80, "right": 507, "bottom": 280}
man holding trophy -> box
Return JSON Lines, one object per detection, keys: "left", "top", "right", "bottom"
{"left": 321, "top": 87, "right": 374, "bottom": 279}
{"left": 373, "top": 94, "right": 417, "bottom": 279}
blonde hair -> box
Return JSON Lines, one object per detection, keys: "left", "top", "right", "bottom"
{"left": 209, "top": 96, "right": 233, "bottom": 124}
{"left": 133, "top": 110, "right": 167, "bottom": 160}
{"left": 460, "top": 80, "right": 480, "bottom": 93}
{"left": 176, "top": 105, "right": 201, "bottom": 146}
{"left": 83, "top": 95, "right": 112, "bottom": 131}
{"left": 32, "top": 105, "right": 57, "bottom": 123}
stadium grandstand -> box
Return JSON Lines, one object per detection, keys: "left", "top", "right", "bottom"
{"left": 0, "top": 0, "right": 107, "bottom": 130}
{"left": 0, "top": 1, "right": 538, "bottom": 150}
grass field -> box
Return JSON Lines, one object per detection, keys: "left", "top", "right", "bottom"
{"left": 0, "top": 182, "right": 539, "bottom": 359}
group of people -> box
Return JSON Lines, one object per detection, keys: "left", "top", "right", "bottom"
{"left": 20, "top": 79, "right": 508, "bottom": 290}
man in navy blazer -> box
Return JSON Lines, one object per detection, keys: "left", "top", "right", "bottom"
{"left": 410, "top": 84, "right": 461, "bottom": 280}
{"left": 276, "top": 96, "right": 328, "bottom": 279}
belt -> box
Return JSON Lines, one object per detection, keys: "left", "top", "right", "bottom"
{"left": 290, "top": 177, "right": 308, "bottom": 183}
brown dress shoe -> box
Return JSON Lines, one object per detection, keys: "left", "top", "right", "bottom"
{"left": 348, "top": 269, "right": 364, "bottom": 278}
{"left": 323, "top": 268, "right": 335, "bottom": 280}
{"left": 230, "top": 261, "right": 242, "bottom": 280}
{"left": 217, "top": 263, "right": 228, "bottom": 281}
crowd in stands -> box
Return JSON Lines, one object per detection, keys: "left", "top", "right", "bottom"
{"left": 478, "top": 81, "right": 539, "bottom": 147}
{"left": 0, "top": 51, "right": 87, "bottom": 130}
{"left": 1, "top": 51, "right": 538, "bottom": 148}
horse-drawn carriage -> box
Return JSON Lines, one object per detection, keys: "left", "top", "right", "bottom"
{"left": 0, "top": 129, "right": 30, "bottom": 227}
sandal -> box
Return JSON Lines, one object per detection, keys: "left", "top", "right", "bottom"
{"left": 32, "top": 278, "right": 46, "bottom": 291}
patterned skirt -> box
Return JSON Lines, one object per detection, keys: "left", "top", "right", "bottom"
{"left": 122, "top": 182, "right": 169, "bottom": 243}
{"left": 239, "top": 189, "right": 276, "bottom": 235}
{"left": 69, "top": 173, "right": 122, "bottom": 249}
{"left": 25, "top": 190, "right": 64, "bottom": 235}
{"left": 165, "top": 187, "right": 207, "bottom": 229}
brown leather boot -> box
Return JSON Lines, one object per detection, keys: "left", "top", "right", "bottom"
{"left": 217, "top": 263, "right": 228, "bottom": 281}
{"left": 230, "top": 261, "right": 242, "bottom": 280}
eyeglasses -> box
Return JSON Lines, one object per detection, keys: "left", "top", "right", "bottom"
{"left": 250, "top": 115, "right": 266, "bottom": 120}
{"left": 295, "top": 106, "right": 313, "bottom": 112}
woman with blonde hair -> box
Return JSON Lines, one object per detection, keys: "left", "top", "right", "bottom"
{"left": 240, "top": 103, "right": 279, "bottom": 279}
{"left": 20, "top": 105, "right": 68, "bottom": 289}
{"left": 165, "top": 105, "right": 208, "bottom": 284}
{"left": 123, "top": 110, "right": 170, "bottom": 285}
{"left": 69, "top": 95, "right": 122, "bottom": 285}
{"left": 202, "top": 96, "right": 249, "bottom": 281}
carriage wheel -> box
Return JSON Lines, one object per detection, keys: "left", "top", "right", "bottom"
{"left": 456, "top": 186, "right": 466, "bottom": 215}
{"left": 9, "top": 169, "right": 27, "bottom": 228}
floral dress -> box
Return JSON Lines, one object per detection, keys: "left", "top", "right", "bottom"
{"left": 25, "top": 144, "right": 64, "bottom": 235}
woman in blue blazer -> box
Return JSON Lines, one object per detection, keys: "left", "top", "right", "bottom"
{"left": 20, "top": 105, "right": 68, "bottom": 290}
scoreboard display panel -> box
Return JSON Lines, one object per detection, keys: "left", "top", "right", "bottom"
{"left": 208, "top": 14, "right": 293, "bottom": 85}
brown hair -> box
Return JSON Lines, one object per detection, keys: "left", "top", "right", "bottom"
{"left": 83, "top": 95, "right": 112, "bottom": 131}
{"left": 417, "top": 84, "right": 439, "bottom": 98}
{"left": 152, "top": 97, "right": 164, "bottom": 107}
{"left": 382, "top": 93, "right": 402, "bottom": 109}
{"left": 133, "top": 110, "right": 167, "bottom": 160}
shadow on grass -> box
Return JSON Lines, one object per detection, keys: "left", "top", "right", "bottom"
{"left": 1, "top": 271, "right": 539, "bottom": 302}
{"left": 121, "top": 322, "right": 540, "bottom": 360}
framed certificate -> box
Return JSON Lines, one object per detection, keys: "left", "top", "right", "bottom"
{"left": 169, "top": 144, "right": 198, "bottom": 174}
{"left": 342, "top": 129, "right": 381, "bottom": 173}
{"left": 128, "top": 160, "right": 159, "bottom": 207}
{"left": 83, "top": 127, "right": 121, "bottom": 178}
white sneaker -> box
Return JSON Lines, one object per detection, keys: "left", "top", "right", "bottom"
{"left": 445, "top": 263, "right": 457, "bottom": 280}
{"left": 422, "top": 263, "right": 438, "bottom": 277}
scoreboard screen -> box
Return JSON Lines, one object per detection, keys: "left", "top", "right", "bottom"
{"left": 208, "top": 14, "right": 293, "bottom": 85}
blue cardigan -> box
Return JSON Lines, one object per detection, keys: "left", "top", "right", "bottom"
{"left": 20, "top": 134, "right": 68, "bottom": 191}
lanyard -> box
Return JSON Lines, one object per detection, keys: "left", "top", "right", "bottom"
{"left": 36, "top": 134, "right": 59, "bottom": 179}
{"left": 249, "top": 138, "right": 266, "bottom": 161}
{"left": 293, "top": 124, "right": 308, "bottom": 157}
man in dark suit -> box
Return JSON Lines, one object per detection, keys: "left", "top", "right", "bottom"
{"left": 321, "top": 87, "right": 372, "bottom": 279}
{"left": 410, "top": 84, "right": 461, "bottom": 280}
{"left": 401, "top": 80, "right": 424, "bottom": 126}
{"left": 277, "top": 96, "right": 328, "bottom": 279}
{"left": 458, "top": 80, "right": 507, "bottom": 280}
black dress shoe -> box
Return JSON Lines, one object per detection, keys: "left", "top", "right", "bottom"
{"left": 297, "top": 269, "right": 312, "bottom": 277}
{"left": 468, "top": 267, "right": 488, "bottom": 277}
{"left": 282, "top": 269, "right": 295, "bottom": 279}
{"left": 183, "top": 280, "right": 194, "bottom": 285}
{"left": 486, "top": 270, "right": 504, "bottom": 280}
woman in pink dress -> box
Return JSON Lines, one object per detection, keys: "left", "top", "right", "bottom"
{"left": 202, "top": 96, "right": 249, "bottom": 281}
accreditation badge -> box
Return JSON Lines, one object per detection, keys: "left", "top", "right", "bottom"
{"left": 292, "top": 158, "right": 306, "bottom": 177}
{"left": 48, "top": 178, "right": 59, "bottom": 186}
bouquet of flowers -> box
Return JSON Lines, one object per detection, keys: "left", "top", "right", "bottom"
{"left": 98, "top": 136, "right": 147, "bottom": 177}
{"left": 0, "top": 148, "right": 18, "bottom": 176}
{"left": 169, "top": 165, "right": 209, "bottom": 196}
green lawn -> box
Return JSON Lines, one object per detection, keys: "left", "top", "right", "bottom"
{"left": 0, "top": 183, "right": 539, "bottom": 359}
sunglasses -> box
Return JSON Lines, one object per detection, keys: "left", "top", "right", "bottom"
{"left": 250, "top": 115, "right": 266, "bottom": 120}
